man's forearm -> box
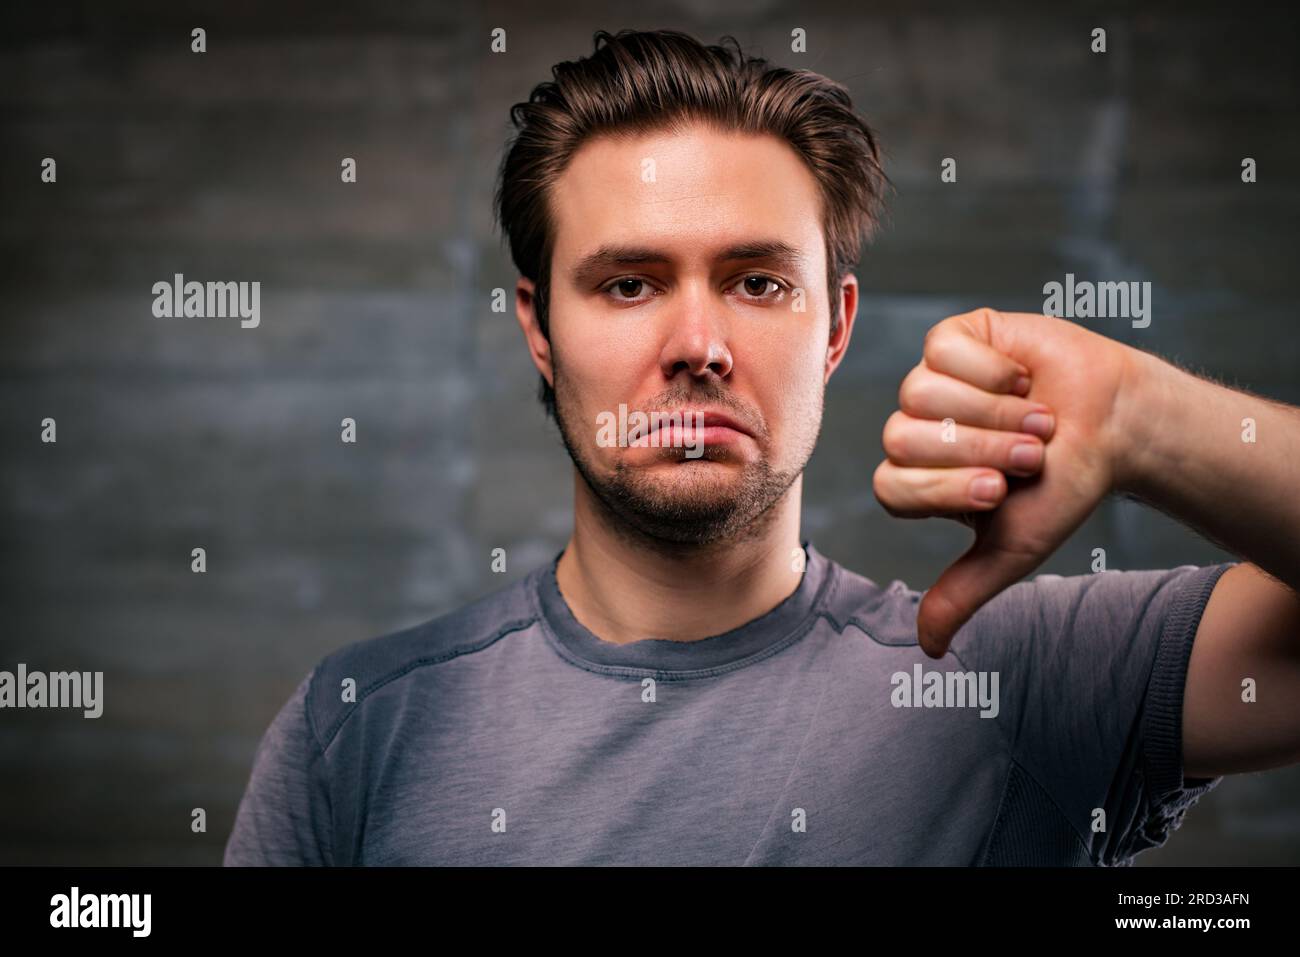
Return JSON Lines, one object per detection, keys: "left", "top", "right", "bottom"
{"left": 1115, "top": 346, "right": 1300, "bottom": 591}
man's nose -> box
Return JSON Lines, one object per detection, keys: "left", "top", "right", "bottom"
{"left": 657, "top": 285, "right": 734, "bottom": 380}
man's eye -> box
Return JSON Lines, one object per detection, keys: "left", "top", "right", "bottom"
{"left": 737, "top": 275, "right": 783, "bottom": 299}
{"left": 604, "top": 277, "right": 653, "bottom": 300}
{"left": 601, "top": 275, "right": 784, "bottom": 302}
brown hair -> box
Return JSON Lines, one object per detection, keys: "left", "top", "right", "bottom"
{"left": 493, "top": 28, "right": 893, "bottom": 420}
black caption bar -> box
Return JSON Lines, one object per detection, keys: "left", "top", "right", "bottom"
{"left": 0, "top": 865, "right": 1279, "bottom": 943}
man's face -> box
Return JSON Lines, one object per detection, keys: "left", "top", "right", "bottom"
{"left": 538, "top": 122, "right": 850, "bottom": 545}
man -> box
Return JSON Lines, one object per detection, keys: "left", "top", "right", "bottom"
{"left": 224, "top": 29, "right": 1300, "bottom": 866}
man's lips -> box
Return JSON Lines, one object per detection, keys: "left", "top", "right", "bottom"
{"left": 636, "top": 408, "right": 755, "bottom": 445}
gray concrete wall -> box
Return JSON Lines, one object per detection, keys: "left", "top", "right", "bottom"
{"left": 1, "top": 1, "right": 1296, "bottom": 864}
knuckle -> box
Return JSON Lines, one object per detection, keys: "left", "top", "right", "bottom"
{"left": 920, "top": 469, "right": 952, "bottom": 507}
{"left": 872, "top": 461, "right": 902, "bottom": 515}
{"left": 897, "top": 366, "right": 927, "bottom": 414}
{"left": 965, "top": 429, "right": 991, "bottom": 463}
{"left": 881, "top": 412, "right": 910, "bottom": 460}
{"left": 871, "top": 460, "right": 888, "bottom": 494}
{"left": 922, "top": 329, "right": 957, "bottom": 368}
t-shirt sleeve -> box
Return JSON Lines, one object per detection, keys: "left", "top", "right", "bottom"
{"left": 223, "top": 668, "right": 334, "bottom": 866}
{"left": 948, "top": 561, "right": 1235, "bottom": 865}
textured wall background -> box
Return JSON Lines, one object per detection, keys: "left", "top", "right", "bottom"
{"left": 1, "top": 1, "right": 1297, "bottom": 865}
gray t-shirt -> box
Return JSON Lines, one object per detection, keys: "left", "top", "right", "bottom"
{"left": 223, "top": 543, "right": 1231, "bottom": 866}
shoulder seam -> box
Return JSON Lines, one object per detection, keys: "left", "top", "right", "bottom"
{"left": 302, "top": 662, "right": 336, "bottom": 865}
{"left": 315, "top": 615, "right": 539, "bottom": 749}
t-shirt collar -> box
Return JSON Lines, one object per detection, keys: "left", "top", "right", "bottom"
{"left": 534, "top": 541, "right": 832, "bottom": 674}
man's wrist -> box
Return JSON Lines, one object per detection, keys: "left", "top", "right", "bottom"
{"left": 1105, "top": 336, "right": 1300, "bottom": 591}
{"left": 1110, "top": 344, "right": 1186, "bottom": 503}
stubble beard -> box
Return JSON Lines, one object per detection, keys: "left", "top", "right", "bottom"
{"left": 550, "top": 368, "right": 821, "bottom": 551}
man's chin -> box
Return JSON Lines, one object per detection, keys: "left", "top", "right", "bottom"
{"left": 593, "top": 463, "right": 788, "bottom": 545}
{"left": 618, "top": 459, "right": 752, "bottom": 503}
{"left": 601, "top": 498, "right": 755, "bottom": 545}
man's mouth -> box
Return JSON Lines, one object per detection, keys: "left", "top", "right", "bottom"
{"left": 636, "top": 408, "right": 754, "bottom": 448}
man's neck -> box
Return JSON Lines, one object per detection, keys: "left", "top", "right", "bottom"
{"left": 554, "top": 472, "right": 806, "bottom": 645}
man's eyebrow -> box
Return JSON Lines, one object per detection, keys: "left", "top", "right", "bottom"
{"left": 569, "top": 240, "right": 809, "bottom": 288}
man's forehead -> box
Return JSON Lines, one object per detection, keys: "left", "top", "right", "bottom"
{"left": 555, "top": 124, "right": 819, "bottom": 196}
{"left": 549, "top": 126, "right": 825, "bottom": 273}
{"left": 555, "top": 126, "right": 817, "bottom": 197}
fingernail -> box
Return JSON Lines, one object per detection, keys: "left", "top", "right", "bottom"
{"left": 1021, "top": 411, "right": 1054, "bottom": 438}
{"left": 1012, "top": 374, "right": 1031, "bottom": 396}
{"left": 1008, "top": 442, "right": 1042, "bottom": 471}
{"left": 970, "top": 475, "right": 1001, "bottom": 504}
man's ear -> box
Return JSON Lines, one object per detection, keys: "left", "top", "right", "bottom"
{"left": 514, "top": 277, "right": 554, "bottom": 389}
{"left": 824, "top": 273, "right": 858, "bottom": 385}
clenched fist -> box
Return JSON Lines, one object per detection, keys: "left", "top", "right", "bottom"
{"left": 874, "top": 307, "right": 1136, "bottom": 658}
